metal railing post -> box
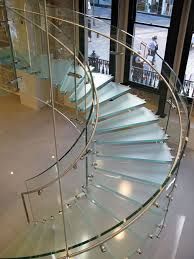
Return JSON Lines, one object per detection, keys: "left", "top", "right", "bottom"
{"left": 43, "top": 1, "right": 69, "bottom": 257}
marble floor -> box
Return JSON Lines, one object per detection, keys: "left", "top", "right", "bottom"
{"left": 141, "top": 147, "right": 194, "bottom": 259}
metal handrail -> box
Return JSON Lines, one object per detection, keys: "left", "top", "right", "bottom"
{"left": 15, "top": 7, "right": 184, "bottom": 164}
{"left": 3, "top": 6, "right": 189, "bottom": 258}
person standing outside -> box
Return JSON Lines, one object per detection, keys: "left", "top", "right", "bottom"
{"left": 148, "top": 35, "right": 158, "bottom": 65}
{"left": 132, "top": 50, "right": 144, "bottom": 83}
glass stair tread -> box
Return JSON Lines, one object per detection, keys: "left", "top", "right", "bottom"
{"left": 94, "top": 159, "right": 171, "bottom": 185}
{"left": 69, "top": 81, "right": 92, "bottom": 102}
{"left": 0, "top": 225, "right": 36, "bottom": 258}
{"left": 60, "top": 62, "right": 89, "bottom": 95}
{"left": 96, "top": 143, "right": 172, "bottom": 164}
{"left": 69, "top": 72, "right": 113, "bottom": 102}
{"left": 65, "top": 206, "right": 98, "bottom": 248}
{"left": 105, "top": 228, "right": 143, "bottom": 259}
{"left": 68, "top": 198, "right": 118, "bottom": 239}
{"left": 78, "top": 81, "right": 129, "bottom": 111}
{"left": 88, "top": 185, "right": 139, "bottom": 221}
{"left": 92, "top": 72, "right": 114, "bottom": 89}
{"left": 130, "top": 207, "right": 164, "bottom": 239}
{"left": 96, "top": 107, "right": 158, "bottom": 133}
{"left": 66, "top": 66, "right": 94, "bottom": 99}
{"left": 92, "top": 174, "right": 158, "bottom": 205}
{"left": 93, "top": 167, "right": 161, "bottom": 187}
{"left": 95, "top": 123, "right": 167, "bottom": 145}
{"left": 0, "top": 222, "right": 55, "bottom": 258}
{"left": 99, "top": 93, "right": 146, "bottom": 120}
{"left": 51, "top": 58, "right": 71, "bottom": 85}
{"left": 70, "top": 230, "right": 143, "bottom": 259}
{"left": 105, "top": 206, "right": 164, "bottom": 259}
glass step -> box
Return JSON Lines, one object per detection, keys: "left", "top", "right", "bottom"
{"left": 52, "top": 214, "right": 67, "bottom": 252}
{"left": 69, "top": 81, "right": 92, "bottom": 102}
{"left": 0, "top": 225, "right": 37, "bottom": 258}
{"left": 69, "top": 72, "right": 113, "bottom": 102}
{"left": 88, "top": 185, "right": 139, "bottom": 221}
{"left": 59, "top": 63, "right": 82, "bottom": 93}
{"left": 130, "top": 206, "right": 164, "bottom": 239}
{"left": 64, "top": 205, "right": 98, "bottom": 249}
{"left": 78, "top": 81, "right": 129, "bottom": 111}
{"left": 105, "top": 228, "right": 143, "bottom": 259}
{"left": 68, "top": 229, "right": 144, "bottom": 259}
{"left": 69, "top": 198, "right": 118, "bottom": 238}
{"left": 98, "top": 93, "right": 146, "bottom": 120}
{"left": 60, "top": 64, "right": 96, "bottom": 95}
{"left": 94, "top": 160, "right": 171, "bottom": 185}
{"left": 93, "top": 167, "right": 160, "bottom": 187}
{"left": 51, "top": 58, "right": 71, "bottom": 85}
{"left": 64, "top": 66, "right": 96, "bottom": 96}
{"left": 96, "top": 107, "right": 158, "bottom": 134}
{"left": 92, "top": 72, "right": 113, "bottom": 90}
{"left": 92, "top": 174, "right": 158, "bottom": 205}
{"left": 0, "top": 221, "right": 55, "bottom": 258}
{"left": 72, "top": 206, "right": 164, "bottom": 259}
{"left": 96, "top": 143, "right": 172, "bottom": 164}
{"left": 73, "top": 204, "right": 165, "bottom": 259}
{"left": 95, "top": 123, "right": 167, "bottom": 145}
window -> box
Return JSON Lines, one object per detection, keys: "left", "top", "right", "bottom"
{"left": 88, "top": 0, "right": 112, "bottom": 19}
{"left": 136, "top": 0, "right": 174, "bottom": 26}
{"left": 129, "top": 0, "right": 174, "bottom": 89}
{"left": 183, "top": 33, "right": 194, "bottom": 98}
{"left": 87, "top": 1, "right": 112, "bottom": 73}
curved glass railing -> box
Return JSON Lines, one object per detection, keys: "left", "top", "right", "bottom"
{"left": 0, "top": 4, "right": 190, "bottom": 259}
{"left": 0, "top": 5, "right": 99, "bottom": 258}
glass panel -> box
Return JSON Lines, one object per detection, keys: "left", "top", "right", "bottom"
{"left": 88, "top": 18, "right": 111, "bottom": 66}
{"left": 129, "top": 23, "right": 168, "bottom": 88}
{"left": 87, "top": 1, "right": 112, "bottom": 67}
{"left": 0, "top": 3, "right": 17, "bottom": 93}
{"left": 136, "top": 0, "right": 174, "bottom": 27}
{"left": 0, "top": 6, "right": 188, "bottom": 259}
{"left": 183, "top": 32, "right": 194, "bottom": 98}
{"left": 134, "top": 24, "right": 168, "bottom": 60}
{"left": 88, "top": 0, "right": 112, "bottom": 19}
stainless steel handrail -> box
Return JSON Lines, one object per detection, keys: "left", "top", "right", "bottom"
{"left": 3, "top": 6, "right": 189, "bottom": 258}
{"left": 4, "top": 7, "right": 99, "bottom": 193}
{"left": 12, "top": 7, "right": 184, "bottom": 169}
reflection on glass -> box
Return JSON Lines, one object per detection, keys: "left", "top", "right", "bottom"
{"left": 129, "top": 24, "right": 168, "bottom": 89}
{"left": 183, "top": 33, "right": 194, "bottom": 98}
{"left": 88, "top": 0, "right": 112, "bottom": 19}
{"left": 115, "top": 231, "right": 126, "bottom": 241}
{"left": 87, "top": 1, "right": 112, "bottom": 74}
{"left": 118, "top": 181, "right": 132, "bottom": 197}
{"left": 136, "top": 0, "right": 174, "bottom": 26}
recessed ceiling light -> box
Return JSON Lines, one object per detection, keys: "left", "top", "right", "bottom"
{"left": 10, "top": 171, "right": 14, "bottom": 175}
{"left": 52, "top": 155, "right": 55, "bottom": 159}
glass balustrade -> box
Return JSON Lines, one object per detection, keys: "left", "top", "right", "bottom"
{"left": 0, "top": 3, "right": 189, "bottom": 259}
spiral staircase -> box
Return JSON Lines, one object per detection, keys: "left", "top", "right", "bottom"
{"left": 0, "top": 2, "right": 190, "bottom": 259}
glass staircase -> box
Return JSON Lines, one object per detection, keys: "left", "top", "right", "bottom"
{"left": 0, "top": 2, "right": 190, "bottom": 259}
